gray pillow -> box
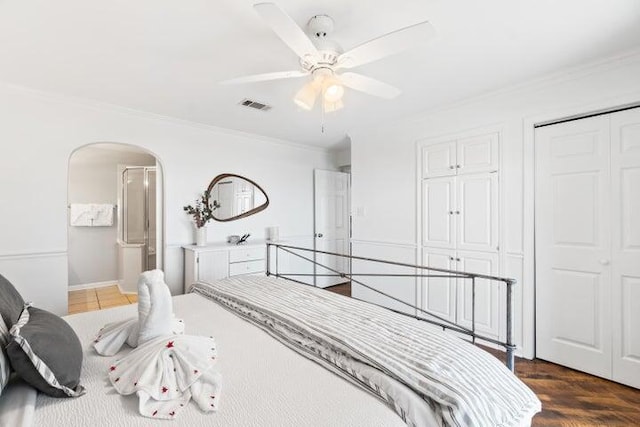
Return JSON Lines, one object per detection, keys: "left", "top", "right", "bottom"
{"left": 0, "top": 273, "right": 25, "bottom": 328}
{"left": 6, "top": 305, "right": 85, "bottom": 398}
{"left": 0, "top": 315, "right": 9, "bottom": 395}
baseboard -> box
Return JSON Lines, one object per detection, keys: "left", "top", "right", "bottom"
{"left": 68, "top": 280, "right": 120, "bottom": 291}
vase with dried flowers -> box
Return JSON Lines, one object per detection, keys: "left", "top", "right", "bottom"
{"left": 183, "top": 191, "right": 220, "bottom": 246}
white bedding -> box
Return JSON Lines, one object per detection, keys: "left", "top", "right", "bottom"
{"left": 0, "top": 377, "right": 36, "bottom": 427}
{"left": 192, "top": 277, "right": 540, "bottom": 427}
{"left": 32, "top": 293, "right": 414, "bottom": 426}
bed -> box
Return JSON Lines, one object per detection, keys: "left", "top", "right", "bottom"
{"left": 2, "top": 245, "right": 541, "bottom": 426}
{"left": 28, "top": 290, "right": 416, "bottom": 426}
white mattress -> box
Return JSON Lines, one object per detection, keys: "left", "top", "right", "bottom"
{"left": 32, "top": 293, "right": 413, "bottom": 426}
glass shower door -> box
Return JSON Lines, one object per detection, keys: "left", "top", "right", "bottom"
{"left": 146, "top": 169, "right": 156, "bottom": 270}
{"left": 122, "top": 167, "right": 156, "bottom": 271}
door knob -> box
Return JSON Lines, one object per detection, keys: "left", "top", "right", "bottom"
{"left": 316, "top": 233, "right": 323, "bottom": 238}
{"left": 599, "top": 259, "right": 610, "bottom": 265}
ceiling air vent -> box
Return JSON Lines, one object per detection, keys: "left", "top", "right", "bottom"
{"left": 239, "top": 98, "right": 272, "bottom": 111}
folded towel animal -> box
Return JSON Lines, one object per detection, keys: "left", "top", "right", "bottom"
{"left": 93, "top": 270, "right": 223, "bottom": 419}
{"left": 93, "top": 270, "right": 185, "bottom": 356}
{"left": 107, "top": 335, "right": 222, "bottom": 420}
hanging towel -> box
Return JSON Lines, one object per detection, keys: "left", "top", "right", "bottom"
{"left": 107, "top": 335, "right": 222, "bottom": 420}
{"left": 93, "top": 270, "right": 185, "bottom": 356}
{"left": 69, "top": 204, "right": 95, "bottom": 226}
{"left": 69, "top": 203, "right": 114, "bottom": 226}
{"left": 90, "top": 204, "right": 114, "bottom": 226}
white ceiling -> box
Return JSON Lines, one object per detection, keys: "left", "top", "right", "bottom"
{"left": 1, "top": 0, "right": 639, "bottom": 149}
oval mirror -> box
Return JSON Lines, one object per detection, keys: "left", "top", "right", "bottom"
{"left": 206, "top": 173, "right": 269, "bottom": 222}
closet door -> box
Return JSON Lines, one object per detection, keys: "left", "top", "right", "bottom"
{"left": 456, "top": 250, "right": 501, "bottom": 339}
{"left": 611, "top": 108, "right": 640, "bottom": 388}
{"left": 457, "top": 133, "right": 499, "bottom": 175}
{"left": 535, "top": 115, "right": 612, "bottom": 379}
{"left": 456, "top": 173, "right": 499, "bottom": 252}
{"left": 422, "top": 177, "right": 456, "bottom": 249}
{"left": 421, "top": 248, "right": 457, "bottom": 324}
{"left": 422, "top": 141, "right": 456, "bottom": 178}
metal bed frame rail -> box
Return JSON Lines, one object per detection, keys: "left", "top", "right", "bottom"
{"left": 266, "top": 243, "right": 517, "bottom": 372}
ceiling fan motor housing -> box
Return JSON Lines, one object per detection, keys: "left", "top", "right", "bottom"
{"left": 302, "top": 15, "right": 343, "bottom": 70}
{"left": 307, "top": 14, "right": 334, "bottom": 39}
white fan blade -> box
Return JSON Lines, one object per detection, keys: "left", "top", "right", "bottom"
{"left": 339, "top": 72, "right": 401, "bottom": 99}
{"left": 220, "top": 70, "right": 308, "bottom": 85}
{"left": 337, "top": 21, "right": 435, "bottom": 70}
{"left": 254, "top": 2, "right": 319, "bottom": 60}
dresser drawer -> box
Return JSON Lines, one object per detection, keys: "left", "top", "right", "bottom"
{"left": 229, "top": 247, "right": 264, "bottom": 263}
{"left": 229, "top": 259, "right": 265, "bottom": 276}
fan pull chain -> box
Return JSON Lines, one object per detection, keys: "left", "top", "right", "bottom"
{"left": 321, "top": 99, "right": 326, "bottom": 133}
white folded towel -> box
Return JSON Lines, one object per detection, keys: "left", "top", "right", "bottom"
{"left": 93, "top": 270, "right": 184, "bottom": 356}
{"left": 69, "top": 203, "right": 114, "bottom": 226}
{"left": 93, "top": 270, "right": 223, "bottom": 419}
{"left": 128, "top": 269, "right": 175, "bottom": 347}
{"left": 90, "top": 204, "right": 114, "bottom": 226}
{"left": 69, "top": 204, "right": 95, "bottom": 226}
{"left": 108, "top": 335, "right": 222, "bottom": 420}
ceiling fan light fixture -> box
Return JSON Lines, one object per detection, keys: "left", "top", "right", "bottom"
{"left": 240, "top": 4, "right": 429, "bottom": 114}
{"left": 323, "top": 80, "right": 344, "bottom": 103}
{"left": 294, "top": 82, "right": 319, "bottom": 110}
{"left": 323, "top": 99, "right": 344, "bottom": 113}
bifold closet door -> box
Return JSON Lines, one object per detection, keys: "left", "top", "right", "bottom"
{"left": 611, "top": 108, "right": 640, "bottom": 388}
{"left": 535, "top": 115, "right": 612, "bottom": 379}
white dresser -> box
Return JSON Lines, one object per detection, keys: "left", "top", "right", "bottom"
{"left": 183, "top": 241, "right": 266, "bottom": 293}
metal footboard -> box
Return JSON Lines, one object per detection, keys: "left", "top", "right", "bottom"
{"left": 266, "top": 243, "right": 517, "bottom": 371}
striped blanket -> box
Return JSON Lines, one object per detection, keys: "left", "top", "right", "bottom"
{"left": 191, "top": 276, "right": 541, "bottom": 427}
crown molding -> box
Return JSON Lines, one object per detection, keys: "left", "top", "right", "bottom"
{"left": 0, "top": 81, "right": 331, "bottom": 154}
{"left": 351, "top": 47, "right": 640, "bottom": 136}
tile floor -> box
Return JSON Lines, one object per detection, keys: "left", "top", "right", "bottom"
{"left": 68, "top": 285, "right": 137, "bottom": 315}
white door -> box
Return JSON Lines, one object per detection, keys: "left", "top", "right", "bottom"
{"left": 535, "top": 115, "right": 612, "bottom": 379}
{"left": 422, "top": 177, "right": 456, "bottom": 249}
{"left": 456, "top": 172, "right": 499, "bottom": 253}
{"left": 421, "top": 248, "right": 457, "bottom": 324}
{"left": 611, "top": 108, "right": 640, "bottom": 388}
{"left": 457, "top": 133, "right": 499, "bottom": 175}
{"left": 215, "top": 181, "right": 234, "bottom": 219}
{"left": 314, "top": 169, "right": 350, "bottom": 288}
{"left": 456, "top": 250, "right": 501, "bottom": 340}
{"left": 422, "top": 141, "right": 456, "bottom": 178}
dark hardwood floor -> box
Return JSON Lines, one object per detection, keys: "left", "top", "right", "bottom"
{"left": 481, "top": 347, "right": 640, "bottom": 426}
{"left": 325, "top": 284, "right": 640, "bottom": 426}
{"left": 324, "top": 282, "right": 351, "bottom": 297}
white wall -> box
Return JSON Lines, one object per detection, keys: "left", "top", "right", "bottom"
{"left": 68, "top": 146, "right": 156, "bottom": 286}
{"left": 349, "top": 50, "right": 640, "bottom": 358}
{"left": 334, "top": 145, "right": 351, "bottom": 168}
{"left": 0, "top": 83, "right": 335, "bottom": 315}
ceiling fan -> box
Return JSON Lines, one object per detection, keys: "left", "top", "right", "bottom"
{"left": 221, "top": 2, "right": 436, "bottom": 112}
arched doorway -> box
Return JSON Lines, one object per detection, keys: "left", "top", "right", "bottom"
{"left": 67, "top": 142, "right": 164, "bottom": 313}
